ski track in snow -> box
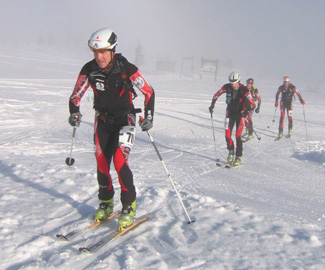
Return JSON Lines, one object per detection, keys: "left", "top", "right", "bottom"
{"left": 0, "top": 48, "right": 324, "bottom": 270}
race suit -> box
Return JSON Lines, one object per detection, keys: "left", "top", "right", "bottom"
{"left": 210, "top": 83, "right": 255, "bottom": 157}
{"left": 275, "top": 83, "right": 304, "bottom": 133}
{"left": 69, "top": 54, "right": 155, "bottom": 206}
{"left": 245, "top": 86, "right": 261, "bottom": 136}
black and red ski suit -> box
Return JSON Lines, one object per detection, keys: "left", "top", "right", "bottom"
{"left": 210, "top": 83, "right": 255, "bottom": 157}
{"left": 275, "top": 83, "right": 304, "bottom": 133}
{"left": 69, "top": 54, "right": 155, "bottom": 206}
{"left": 245, "top": 86, "right": 261, "bottom": 135}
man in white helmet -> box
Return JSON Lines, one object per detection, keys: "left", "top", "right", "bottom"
{"left": 68, "top": 28, "right": 155, "bottom": 230}
{"left": 209, "top": 71, "right": 255, "bottom": 166}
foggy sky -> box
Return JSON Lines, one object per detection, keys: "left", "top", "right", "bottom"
{"left": 1, "top": 0, "right": 324, "bottom": 91}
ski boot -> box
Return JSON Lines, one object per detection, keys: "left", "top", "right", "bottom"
{"left": 95, "top": 198, "right": 114, "bottom": 222}
{"left": 227, "top": 150, "right": 235, "bottom": 164}
{"left": 118, "top": 201, "right": 136, "bottom": 231}
{"left": 277, "top": 131, "right": 283, "bottom": 140}
{"left": 233, "top": 156, "right": 242, "bottom": 166}
{"left": 288, "top": 129, "right": 292, "bottom": 138}
{"left": 248, "top": 132, "right": 253, "bottom": 140}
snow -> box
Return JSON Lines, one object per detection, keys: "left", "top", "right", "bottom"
{"left": 0, "top": 46, "right": 324, "bottom": 270}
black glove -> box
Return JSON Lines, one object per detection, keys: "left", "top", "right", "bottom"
{"left": 69, "top": 112, "right": 82, "bottom": 127}
{"left": 209, "top": 105, "right": 214, "bottom": 114}
{"left": 241, "top": 110, "right": 249, "bottom": 118}
{"left": 255, "top": 106, "right": 260, "bottom": 114}
{"left": 140, "top": 116, "right": 153, "bottom": 131}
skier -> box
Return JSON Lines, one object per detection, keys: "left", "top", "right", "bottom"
{"left": 209, "top": 72, "right": 255, "bottom": 166}
{"left": 275, "top": 75, "right": 305, "bottom": 138}
{"left": 68, "top": 28, "right": 155, "bottom": 230}
{"left": 244, "top": 78, "right": 261, "bottom": 140}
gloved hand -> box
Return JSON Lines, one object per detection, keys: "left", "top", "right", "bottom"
{"left": 301, "top": 99, "right": 306, "bottom": 105}
{"left": 140, "top": 116, "right": 153, "bottom": 131}
{"left": 255, "top": 106, "right": 260, "bottom": 114}
{"left": 209, "top": 105, "right": 214, "bottom": 114}
{"left": 241, "top": 110, "right": 249, "bottom": 118}
{"left": 275, "top": 101, "right": 278, "bottom": 108}
{"left": 69, "top": 112, "right": 82, "bottom": 127}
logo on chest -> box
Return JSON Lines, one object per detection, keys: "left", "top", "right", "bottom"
{"left": 95, "top": 81, "right": 105, "bottom": 91}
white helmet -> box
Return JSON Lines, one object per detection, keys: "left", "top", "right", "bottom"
{"left": 228, "top": 71, "right": 241, "bottom": 83}
{"left": 88, "top": 28, "right": 118, "bottom": 51}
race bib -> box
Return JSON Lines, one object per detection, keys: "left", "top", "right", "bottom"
{"left": 119, "top": 126, "right": 136, "bottom": 148}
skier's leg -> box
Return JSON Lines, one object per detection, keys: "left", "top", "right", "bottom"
{"left": 232, "top": 117, "right": 245, "bottom": 166}
{"left": 94, "top": 118, "right": 115, "bottom": 221}
{"left": 115, "top": 114, "right": 137, "bottom": 229}
{"left": 247, "top": 112, "right": 253, "bottom": 136}
{"left": 225, "top": 117, "right": 235, "bottom": 163}
{"left": 288, "top": 102, "right": 293, "bottom": 133}
{"left": 235, "top": 117, "right": 245, "bottom": 157}
{"left": 249, "top": 112, "right": 254, "bottom": 137}
{"left": 225, "top": 117, "right": 235, "bottom": 151}
{"left": 278, "top": 102, "right": 285, "bottom": 136}
{"left": 114, "top": 114, "right": 136, "bottom": 206}
{"left": 94, "top": 117, "right": 114, "bottom": 201}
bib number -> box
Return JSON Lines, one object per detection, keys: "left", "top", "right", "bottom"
{"left": 119, "top": 126, "right": 136, "bottom": 148}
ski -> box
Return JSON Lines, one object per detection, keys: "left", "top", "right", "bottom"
{"left": 79, "top": 213, "right": 152, "bottom": 253}
{"left": 56, "top": 211, "right": 120, "bottom": 241}
{"left": 241, "top": 135, "right": 250, "bottom": 143}
{"left": 224, "top": 161, "right": 243, "bottom": 168}
{"left": 216, "top": 159, "right": 242, "bottom": 168}
{"left": 216, "top": 160, "right": 228, "bottom": 167}
{"left": 216, "top": 160, "right": 241, "bottom": 168}
{"left": 225, "top": 163, "right": 242, "bottom": 169}
{"left": 242, "top": 136, "right": 253, "bottom": 143}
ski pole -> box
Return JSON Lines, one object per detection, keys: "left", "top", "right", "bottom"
{"left": 252, "top": 128, "right": 261, "bottom": 140}
{"left": 210, "top": 113, "right": 219, "bottom": 163}
{"left": 272, "top": 107, "right": 277, "bottom": 123}
{"left": 145, "top": 130, "right": 195, "bottom": 224}
{"left": 258, "top": 113, "right": 270, "bottom": 129}
{"left": 302, "top": 105, "right": 309, "bottom": 140}
{"left": 66, "top": 126, "right": 77, "bottom": 166}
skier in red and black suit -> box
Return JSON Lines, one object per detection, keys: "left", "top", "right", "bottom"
{"left": 275, "top": 75, "right": 305, "bottom": 139}
{"left": 68, "top": 28, "right": 155, "bottom": 230}
{"left": 209, "top": 72, "right": 255, "bottom": 166}
{"left": 244, "top": 78, "right": 261, "bottom": 140}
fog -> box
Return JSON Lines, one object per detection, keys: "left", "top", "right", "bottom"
{"left": 1, "top": 0, "right": 324, "bottom": 91}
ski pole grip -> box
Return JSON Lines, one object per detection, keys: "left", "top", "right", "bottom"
{"left": 138, "top": 116, "right": 144, "bottom": 125}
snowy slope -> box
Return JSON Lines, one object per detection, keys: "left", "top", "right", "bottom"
{"left": 0, "top": 47, "right": 324, "bottom": 270}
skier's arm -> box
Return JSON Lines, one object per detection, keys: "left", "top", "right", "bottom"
{"left": 254, "top": 89, "right": 261, "bottom": 113}
{"left": 209, "top": 87, "right": 226, "bottom": 113}
{"left": 275, "top": 88, "right": 281, "bottom": 107}
{"left": 69, "top": 74, "right": 90, "bottom": 113}
{"left": 255, "top": 89, "right": 261, "bottom": 106}
{"left": 245, "top": 90, "right": 256, "bottom": 112}
{"left": 295, "top": 88, "right": 305, "bottom": 105}
{"left": 130, "top": 70, "right": 155, "bottom": 119}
